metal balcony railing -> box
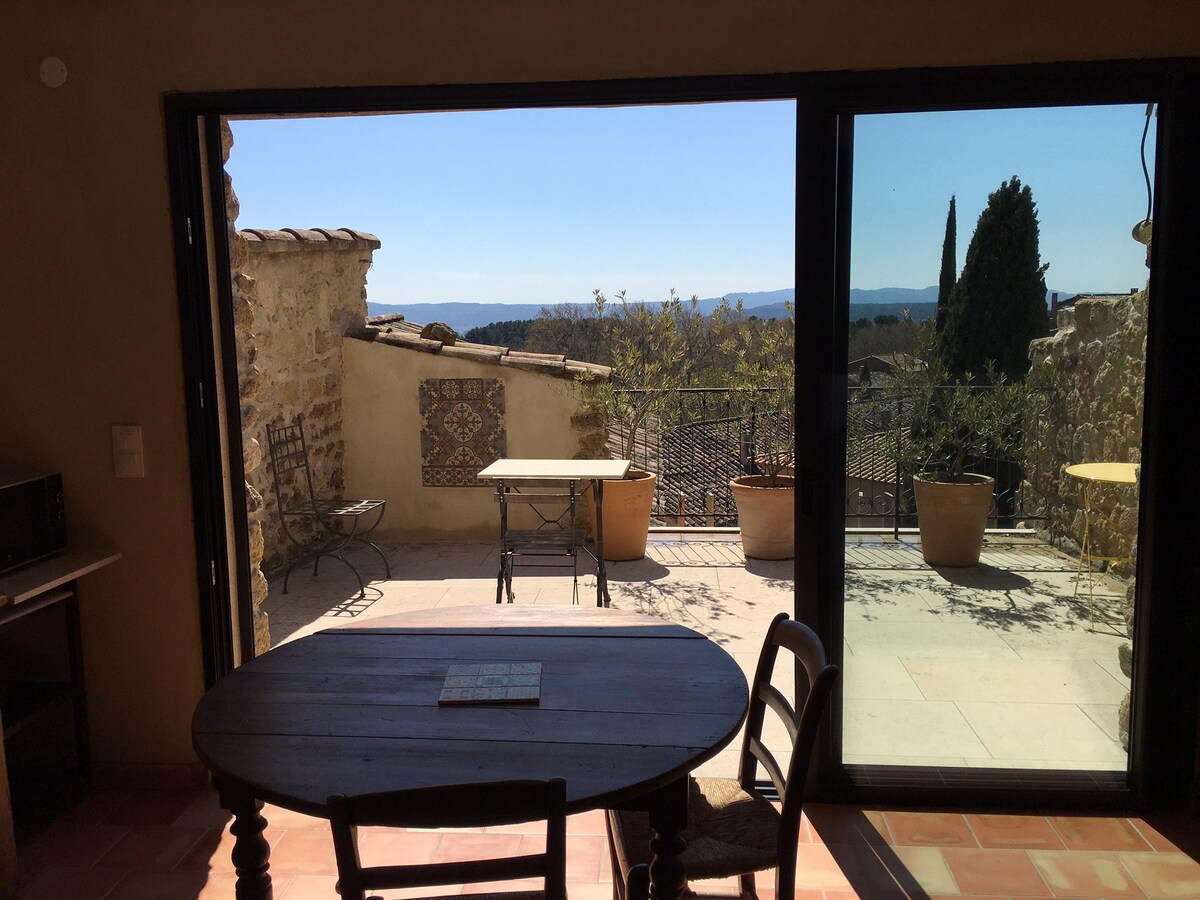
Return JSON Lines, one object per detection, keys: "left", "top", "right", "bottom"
{"left": 611, "top": 385, "right": 1053, "bottom": 533}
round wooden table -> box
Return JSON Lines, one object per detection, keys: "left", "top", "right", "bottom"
{"left": 192, "top": 605, "right": 749, "bottom": 900}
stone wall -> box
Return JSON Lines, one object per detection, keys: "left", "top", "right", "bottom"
{"left": 1027, "top": 291, "right": 1146, "bottom": 578}
{"left": 1027, "top": 288, "right": 1146, "bottom": 748}
{"left": 222, "top": 122, "right": 271, "bottom": 655}
{"left": 237, "top": 227, "right": 380, "bottom": 579}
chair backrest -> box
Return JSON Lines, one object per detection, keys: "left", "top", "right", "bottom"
{"left": 266, "top": 414, "right": 317, "bottom": 504}
{"left": 494, "top": 480, "right": 580, "bottom": 532}
{"left": 327, "top": 777, "right": 568, "bottom": 900}
{"left": 738, "top": 612, "right": 838, "bottom": 900}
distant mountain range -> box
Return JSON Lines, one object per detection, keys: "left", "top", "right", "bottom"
{"left": 367, "top": 286, "right": 1077, "bottom": 333}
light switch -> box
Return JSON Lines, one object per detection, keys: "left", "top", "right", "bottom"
{"left": 112, "top": 425, "right": 145, "bottom": 478}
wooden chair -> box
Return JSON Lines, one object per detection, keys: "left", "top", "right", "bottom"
{"left": 327, "top": 777, "right": 568, "bottom": 900}
{"left": 265, "top": 414, "right": 389, "bottom": 598}
{"left": 493, "top": 480, "right": 586, "bottom": 604}
{"left": 605, "top": 613, "right": 837, "bottom": 900}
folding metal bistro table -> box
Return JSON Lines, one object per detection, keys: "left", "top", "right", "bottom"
{"left": 477, "top": 459, "right": 631, "bottom": 607}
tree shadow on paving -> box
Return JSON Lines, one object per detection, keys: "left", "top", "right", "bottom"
{"left": 610, "top": 577, "right": 753, "bottom": 648}
{"left": 845, "top": 565, "right": 1098, "bottom": 633}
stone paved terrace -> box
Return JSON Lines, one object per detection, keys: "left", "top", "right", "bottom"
{"left": 263, "top": 534, "right": 1131, "bottom": 775}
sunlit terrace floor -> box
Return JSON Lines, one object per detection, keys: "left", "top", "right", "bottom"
{"left": 15, "top": 537, "right": 1195, "bottom": 899}
{"left": 264, "top": 533, "right": 1132, "bottom": 774}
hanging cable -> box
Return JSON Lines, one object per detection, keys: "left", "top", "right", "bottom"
{"left": 1140, "top": 102, "right": 1154, "bottom": 222}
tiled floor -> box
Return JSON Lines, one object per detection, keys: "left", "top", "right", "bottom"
{"left": 13, "top": 535, "right": 1165, "bottom": 898}
{"left": 14, "top": 784, "right": 1200, "bottom": 898}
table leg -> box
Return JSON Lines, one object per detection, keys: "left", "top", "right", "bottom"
{"left": 593, "top": 478, "right": 610, "bottom": 607}
{"left": 645, "top": 777, "right": 689, "bottom": 900}
{"left": 219, "top": 789, "right": 273, "bottom": 899}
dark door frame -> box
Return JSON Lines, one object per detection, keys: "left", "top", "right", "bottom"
{"left": 164, "top": 57, "right": 1200, "bottom": 810}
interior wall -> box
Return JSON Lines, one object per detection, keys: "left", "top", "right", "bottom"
{"left": 1, "top": 0, "right": 1197, "bottom": 769}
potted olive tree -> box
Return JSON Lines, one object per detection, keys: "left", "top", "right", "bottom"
{"left": 575, "top": 290, "right": 712, "bottom": 560}
{"left": 722, "top": 301, "right": 797, "bottom": 560}
{"left": 858, "top": 323, "right": 1041, "bottom": 566}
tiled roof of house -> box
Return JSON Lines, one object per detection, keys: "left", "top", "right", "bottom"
{"left": 240, "top": 228, "right": 381, "bottom": 251}
{"left": 349, "top": 314, "right": 611, "bottom": 382}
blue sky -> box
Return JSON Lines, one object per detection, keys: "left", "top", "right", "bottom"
{"left": 226, "top": 101, "right": 1155, "bottom": 305}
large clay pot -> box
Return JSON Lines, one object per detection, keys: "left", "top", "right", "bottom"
{"left": 729, "top": 475, "right": 796, "bottom": 560}
{"left": 587, "top": 470, "right": 657, "bottom": 561}
{"left": 912, "top": 472, "right": 995, "bottom": 567}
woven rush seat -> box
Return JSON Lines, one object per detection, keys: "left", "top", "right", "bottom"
{"left": 609, "top": 776, "right": 780, "bottom": 880}
{"left": 605, "top": 613, "right": 837, "bottom": 900}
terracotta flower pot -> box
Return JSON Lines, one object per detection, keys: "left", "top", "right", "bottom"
{"left": 729, "top": 475, "right": 796, "bottom": 560}
{"left": 912, "top": 472, "right": 995, "bottom": 567}
{"left": 584, "top": 470, "right": 656, "bottom": 561}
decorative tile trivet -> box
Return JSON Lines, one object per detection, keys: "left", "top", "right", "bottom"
{"left": 438, "top": 662, "right": 541, "bottom": 705}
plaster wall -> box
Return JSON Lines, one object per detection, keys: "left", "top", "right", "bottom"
{"left": 343, "top": 340, "right": 588, "bottom": 541}
{"left": 1, "top": 0, "right": 1198, "bottom": 773}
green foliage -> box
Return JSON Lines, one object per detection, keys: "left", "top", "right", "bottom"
{"left": 462, "top": 319, "right": 533, "bottom": 348}
{"left": 936, "top": 177, "right": 1049, "bottom": 382}
{"left": 853, "top": 322, "right": 1043, "bottom": 479}
{"left": 935, "top": 194, "right": 956, "bottom": 336}
{"left": 526, "top": 305, "right": 606, "bottom": 361}
{"left": 716, "top": 299, "right": 795, "bottom": 486}
{"left": 573, "top": 290, "right": 723, "bottom": 460}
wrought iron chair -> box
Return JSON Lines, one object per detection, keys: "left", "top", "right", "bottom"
{"left": 265, "top": 415, "right": 389, "bottom": 598}
{"left": 605, "top": 613, "right": 838, "bottom": 900}
{"left": 493, "top": 479, "right": 585, "bottom": 604}
{"left": 327, "top": 778, "right": 568, "bottom": 900}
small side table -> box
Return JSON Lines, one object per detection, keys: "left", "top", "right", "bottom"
{"left": 1065, "top": 462, "right": 1139, "bottom": 629}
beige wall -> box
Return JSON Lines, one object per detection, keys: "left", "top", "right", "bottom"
{"left": 343, "top": 340, "right": 588, "bottom": 541}
{"left": 1, "top": 1, "right": 1197, "bottom": 773}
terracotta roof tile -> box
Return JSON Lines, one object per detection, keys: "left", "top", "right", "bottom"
{"left": 352, "top": 313, "right": 610, "bottom": 382}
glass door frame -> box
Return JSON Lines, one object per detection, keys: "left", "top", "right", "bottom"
{"left": 799, "top": 61, "right": 1200, "bottom": 809}
{"left": 165, "top": 57, "right": 1200, "bottom": 811}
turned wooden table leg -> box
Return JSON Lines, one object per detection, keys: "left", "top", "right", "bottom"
{"left": 220, "top": 789, "right": 273, "bottom": 899}
{"left": 646, "top": 777, "right": 689, "bottom": 900}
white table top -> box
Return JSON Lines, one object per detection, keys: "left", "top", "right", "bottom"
{"left": 477, "top": 458, "right": 632, "bottom": 481}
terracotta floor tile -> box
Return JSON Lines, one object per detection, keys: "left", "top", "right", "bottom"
{"left": 884, "top": 811, "right": 978, "bottom": 848}
{"left": 14, "top": 865, "right": 129, "bottom": 900}
{"left": 1049, "top": 815, "right": 1153, "bottom": 852}
{"left": 568, "top": 808, "right": 609, "bottom": 836}
{"left": 275, "top": 874, "right": 340, "bottom": 898}
{"left": 16, "top": 821, "right": 132, "bottom": 870}
{"left": 195, "top": 871, "right": 247, "bottom": 898}
{"left": 357, "top": 828, "right": 443, "bottom": 867}
{"left": 805, "top": 804, "right": 891, "bottom": 846}
{"left": 1029, "top": 849, "right": 1146, "bottom": 898}
{"left": 172, "top": 789, "right": 236, "bottom": 830}
{"left": 52, "top": 787, "right": 132, "bottom": 826}
{"left": 966, "top": 813, "right": 1066, "bottom": 850}
{"left": 102, "top": 789, "right": 206, "bottom": 827}
{"left": 826, "top": 843, "right": 956, "bottom": 896}
{"left": 260, "top": 802, "right": 332, "bottom": 830}
{"left": 267, "top": 828, "right": 340, "bottom": 876}
{"left": 1118, "top": 850, "right": 1200, "bottom": 898}
{"left": 175, "top": 825, "right": 287, "bottom": 873}
{"left": 791, "top": 842, "right": 855, "bottom": 892}
{"left": 942, "top": 847, "right": 1049, "bottom": 896}
{"left": 434, "top": 831, "right": 525, "bottom": 864}
{"left": 94, "top": 824, "right": 208, "bottom": 870}
{"left": 1129, "top": 811, "right": 1200, "bottom": 855}
{"left": 104, "top": 869, "right": 218, "bottom": 899}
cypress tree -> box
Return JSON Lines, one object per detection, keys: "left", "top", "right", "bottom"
{"left": 935, "top": 195, "right": 956, "bottom": 335}
{"left": 937, "top": 176, "right": 1049, "bottom": 382}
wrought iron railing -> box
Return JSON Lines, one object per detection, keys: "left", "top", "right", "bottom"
{"left": 846, "top": 385, "right": 1053, "bottom": 536}
{"left": 611, "top": 385, "right": 1053, "bottom": 532}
